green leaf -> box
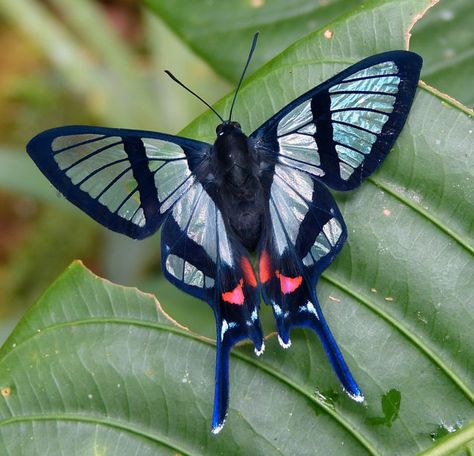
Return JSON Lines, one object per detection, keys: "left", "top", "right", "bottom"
{"left": 418, "top": 421, "right": 474, "bottom": 456}
{"left": 146, "top": 0, "right": 474, "bottom": 109}
{"left": 1, "top": 0, "right": 474, "bottom": 454}
{"left": 410, "top": 0, "right": 474, "bottom": 108}
{"left": 0, "top": 262, "right": 375, "bottom": 455}
{"left": 145, "top": 0, "right": 365, "bottom": 82}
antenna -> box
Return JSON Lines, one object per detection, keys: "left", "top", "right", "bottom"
{"left": 228, "top": 32, "right": 259, "bottom": 122}
{"left": 164, "top": 70, "right": 224, "bottom": 123}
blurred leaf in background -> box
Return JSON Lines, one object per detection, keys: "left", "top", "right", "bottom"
{"left": 147, "top": 0, "right": 474, "bottom": 108}
{"left": 0, "top": 0, "right": 230, "bottom": 337}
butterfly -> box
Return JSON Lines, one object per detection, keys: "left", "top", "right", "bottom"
{"left": 27, "top": 32, "right": 422, "bottom": 434}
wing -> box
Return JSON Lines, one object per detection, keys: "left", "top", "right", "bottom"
{"left": 258, "top": 164, "right": 363, "bottom": 401}
{"left": 27, "top": 125, "right": 210, "bottom": 239}
{"left": 160, "top": 180, "right": 264, "bottom": 434}
{"left": 251, "top": 51, "right": 422, "bottom": 190}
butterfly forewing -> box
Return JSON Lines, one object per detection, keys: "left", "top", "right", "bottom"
{"left": 252, "top": 51, "right": 422, "bottom": 190}
{"left": 27, "top": 126, "right": 210, "bottom": 239}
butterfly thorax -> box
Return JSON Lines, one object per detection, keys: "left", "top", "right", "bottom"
{"left": 212, "top": 122, "right": 265, "bottom": 251}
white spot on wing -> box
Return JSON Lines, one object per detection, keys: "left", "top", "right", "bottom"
{"left": 143, "top": 138, "right": 185, "bottom": 159}
{"left": 275, "top": 166, "right": 313, "bottom": 201}
{"left": 166, "top": 254, "right": 184, "bottom": 280}
{"left": 221, "top": 320, "right": 228, "bottom": 342}
{"left": 183, "top": 261, "right": 204, "bottom": 288}
{"left": 298, "top": 123, "right": 316, "bottom": 135}
{"left": 217, "top": 211, "right": 234, "bottom": 267}
{"left": 302, "top": 252, "right": 313, "bottom": 266}
{"left": 211, "top": 417, "right": 227, "bottom": 434}
{"left": 251, "top": 309, "right": 258, "bottom": 321}
{"left": 270, "top": 200, "right": 288, "bottom": 256}
{"left": 306, "top": 301, "right": 319, "bottom": 317}
{"left": 344, "top": 389, "right": 365, "bottom": 403}
{"left": 273, "top": 304, "right": 283, "bottom": 316}
{"left": 277, "top": 133, "right": 323, "bottom": 176}
{"left": 337, "top": 61, "right": 399, "bottom": 82}
{"left": 339, "top": 162, "right": 355, "bottom": 180}
{"left": 131, "top": 208, "right": 146, "bottom": 227}
{"left": 330, "top": 75, "right": 400, "bottom": 95}
{"left": 52, "top": 134, "right": 106, "bottom": 153}
{"left": 332, "top": 109, "right": 389, "bottom": 135}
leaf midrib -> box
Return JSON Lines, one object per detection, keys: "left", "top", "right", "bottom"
{"left": 368, "top": 175, "right": 474, "bottom": 255}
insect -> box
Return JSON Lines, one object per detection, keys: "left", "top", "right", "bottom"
{"left": 27, "top": 33, "right": 422, "bottom": 434}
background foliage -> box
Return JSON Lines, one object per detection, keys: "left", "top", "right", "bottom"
{"left": 0, "top": 0, "right": 472, "bottom": 454}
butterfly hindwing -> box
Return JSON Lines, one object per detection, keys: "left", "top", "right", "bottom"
{"left": 160, "top": 181, "right": 263, "bottom": 433}
{"left": 251, "top": 51, "right": 422, "bottom": 190}
{"left": 258, "top": 164, "right": 363, "bottom": 400}
{"left": 27, "top": 125, "right": 210, "bottom": 239}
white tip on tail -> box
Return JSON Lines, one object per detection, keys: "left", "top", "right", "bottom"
{"left": 278, "top": 335, "right": 292, "bottom": 349}
{"left": 254, "top": 342, "right": 265, "bottom": 357}
{"left": 211, "top": 418, "right": 227, "bottom": 435}
{"left": 344, "top": 388, "right": 365, "bottom": 403}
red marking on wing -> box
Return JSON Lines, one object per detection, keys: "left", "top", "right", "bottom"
{"left": 278, "top": 274, "right": 303, "bottom": 294}
{"left": 259, "top": 251, "right": 272, "bottom": 283}
{"left": 221, "top": 279, "right": 245, "bottom": 305}
{"left": 241, "top": 257, "right": 257, "bottom": 287}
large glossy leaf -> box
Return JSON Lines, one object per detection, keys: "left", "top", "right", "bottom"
{"left": 1, "top": 0, "right": 473, "bottom": 455}
{"left": 0, "top": 263, "right": 380, "bottom": 454}
{"left": 146, "top": 0, "right": 474, "bottom": 108}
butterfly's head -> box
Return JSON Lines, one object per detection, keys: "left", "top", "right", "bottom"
{"left": 216, "top": 121, "right": 242, "bottom": 137}
{"left": 213, "top": 120, "right": 250, "bottom": 176}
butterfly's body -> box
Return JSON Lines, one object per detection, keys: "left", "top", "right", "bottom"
{"left": 212, "top": 121, "right": 266, "bottom": 250}
{"left": 27, "top": 45, "right": 422, "bottom": 434}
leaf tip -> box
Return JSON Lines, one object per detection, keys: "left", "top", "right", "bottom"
{"left": 405, "top": 0, "right": 440, "bottom": 50}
